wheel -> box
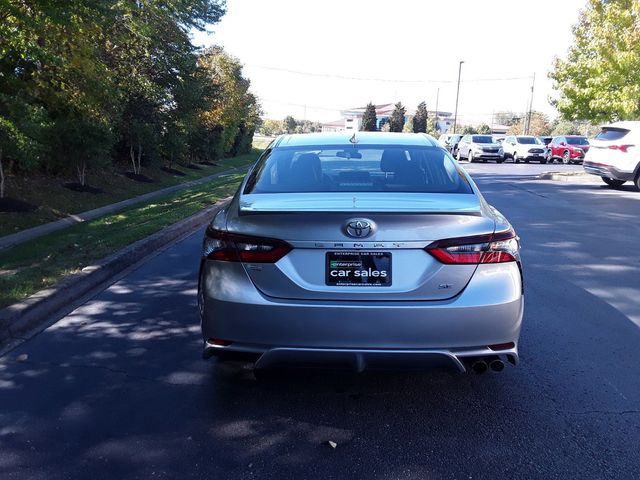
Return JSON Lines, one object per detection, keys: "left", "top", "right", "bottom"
{"left": 635, "top": 174, "right": 640, "bottom": 191}
{"left": 545, "top": 151, "right": 553, "bottom": 163}
{"left": 602, "top": 177, "right": 626, "bottom": 188}
{"left": 456, "top": 150, "right": 463, "bottom": 162}
{"left": 513, "top": 153, "right": 520, "bottom": 163}
{"left": 562, "top": 151, "right": 571, "bottom": 164}
{"left": 496, "top": 157, "right": 505, "bottom": 164}
{"left": 468, "top": 151, "right": 474, "bottom": 163}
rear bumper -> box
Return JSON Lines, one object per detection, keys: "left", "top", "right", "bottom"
{"left": 583, "top": 161, "right": 635, "bottom": 181}
{"left": 199, "top": 260, "right": 524, "bottom": 372}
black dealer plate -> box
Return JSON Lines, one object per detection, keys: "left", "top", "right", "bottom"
{"left": 326, "top": 251, "right": 392, "bottom": 287}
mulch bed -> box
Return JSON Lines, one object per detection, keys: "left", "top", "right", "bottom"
{"left": 0, "top": 197, "right": 38, "bottom": 213}
{"left": 63, "top": 183, "right": 105, "bottom": 194}
{"left": 161, "top": 167, "right": 187, "bottom": 176}
{"left": 123, "top": 172, "right": 155, "bottom": 183}
{"left": 184, "top": 164, "right": 202, "bottom": 170}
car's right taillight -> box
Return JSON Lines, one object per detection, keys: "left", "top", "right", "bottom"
{"left": 203, "top": 226, "right": 292, "bottom": 263}
{"left": 426, "top": 228, "right": 519, "bottom": 265}
{"left": 607, "top": 144, "right": 634, "bottom": 153}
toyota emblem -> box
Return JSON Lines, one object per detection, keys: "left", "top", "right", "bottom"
{"left": 345, "top": 219, "right": 374, "bottom": 238}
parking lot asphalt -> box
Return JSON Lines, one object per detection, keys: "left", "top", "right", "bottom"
{"left": 1, "top": 163, "right": 639, "bottom": 480}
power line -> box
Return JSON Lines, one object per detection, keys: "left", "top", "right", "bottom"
{"left": 247, "top": 64, "right": 533, "bottom": 84}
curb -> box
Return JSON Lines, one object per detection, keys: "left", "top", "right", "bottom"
{"left": 0, "top": 165, "right": 249, "bottom": 252}
{"left": 0, "top": 198, "right": 229, "bottom": 349}
{"left": 538, "top": 171, "right": 599, "bottom": 183}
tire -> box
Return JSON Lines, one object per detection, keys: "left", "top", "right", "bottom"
{"left": 513, "top": 152, "right": 520, "bottom": 163}
{"left": 602, "top": 177, "right": 626, "bottom": 188}
{"left": 635, "top": 174, "right": 640, "bottom": 191}
{"left": 468, "top": 151, "right": 474, "bottom": 163}
{"left": 456, "top": 150, "right": 463, "bottom": 162}
{"left": 545, "top": 151, "right": 553, "bottom": 163}
{"left": 496, "top": 157, "right": 505, "bottom": 164}
{"left": 562, "top": 151, "right": 570, "bottom": 165}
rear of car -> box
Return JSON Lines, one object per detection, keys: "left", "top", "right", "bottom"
{"left": 198, "top": 133, "right": 523, "bottom": 375}
{"left": 584, "top": 122, "right": 640, "bottom": 189}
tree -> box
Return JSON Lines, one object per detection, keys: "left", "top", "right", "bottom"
{"left": 551, "top": 121, "right": 582, "bottom": 136}
{"left": 549, "top": 0, "right": 640, "bottom": 122}
{"left": 361, "top": 103, "right": 377, "bottom": 131}
{"left": 389, "top": 102, "right": 406, "bottom": 132}
{"left": 507, "top": 112, "right": 552, "bottom": 136}
{"left": 476, "top": 123, "right": 492, "bottom": 134}
{"left": 494, "top": 111, "right": 521, "bottom": 126}
{"left": 260, "top": 119, "right": 284, "bottom": 136}
{"left": 284, "top": 116, "right": 297, "bottom": 134}
{"left": 460, "top": 125, "right": 477, "bottom": 135}
{"left": 412, "top": 102, "right": 428, "bottom": 133}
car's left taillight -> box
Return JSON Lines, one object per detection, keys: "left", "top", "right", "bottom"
{"left": 203, "top": 226, "right": 292, "bottom": 263}
{"left": 426, "top": 228, "right": 519, "bottom": 264}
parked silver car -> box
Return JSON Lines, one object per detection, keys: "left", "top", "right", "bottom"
{"left": 198, "top": 132, "right": 523, "bottom": 375}
{"left": 456, "top": 134, "right": 504, "bottom": 163}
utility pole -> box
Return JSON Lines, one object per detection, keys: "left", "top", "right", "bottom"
{"left": 453, "top": 61, "right": 464, "bottom": 134}
{"left": 525, "top": 73, "right": 535, "bottom": 135}
{"left": 434, "top": 87, "right": 440, "bottom": 132}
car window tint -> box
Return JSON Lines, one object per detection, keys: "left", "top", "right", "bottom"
{"left": 244, "top": 146, "right": 473, "bottom": 194}
{"left": 595, "top": 128, "right": 629, "bottom": 141}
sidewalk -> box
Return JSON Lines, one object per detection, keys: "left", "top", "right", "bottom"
{"left": 0, "top": 165, "right": 249, "bottom": 252}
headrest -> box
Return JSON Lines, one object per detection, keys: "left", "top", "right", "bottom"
{"left": 380, "top": 149, "right": 407, "bottom": 172}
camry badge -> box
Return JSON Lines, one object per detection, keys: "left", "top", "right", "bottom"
{"left": 344, "top": 219, "right": 374, "bottom": 238}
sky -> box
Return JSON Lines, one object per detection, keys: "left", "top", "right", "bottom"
{"left": 192, "top": 0, "right": 587, "bottom": 125}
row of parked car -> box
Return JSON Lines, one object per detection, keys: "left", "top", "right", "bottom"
{"left": 437, "top": 133, "right": 590, "bottom": 164}
{"left": 438, "top": 121, "right": 640, "bottom": 190}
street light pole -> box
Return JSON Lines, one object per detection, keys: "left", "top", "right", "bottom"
{"left": 453, "top": 61, "right": 464, "bottom": 134}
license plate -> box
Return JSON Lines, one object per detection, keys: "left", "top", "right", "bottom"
{"left": 326, "top": 251, "right": 392, "bottom": 286}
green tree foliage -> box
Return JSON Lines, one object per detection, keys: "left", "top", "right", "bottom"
{"left": 412, "top": 102, "right": 428, "bottom": 133}
{"left": 389, "top": 102, "right": 406, "bottom": 132}
{"left": 361, "top": 103, "right": 378, "bottom": 131}
{"left": 259, "top": 119, "right": 285, "bottom": 136}
{"left": 551, "top": 121, "right": 582, "bottom": 136}
{"left": 476, "top": 123, "right": 492, "bottom": 134}
{"left": 460, "top": 125, "right": 477, "bottom": 135}
{"left": 549, "top": 0, "right": 640, "bottom": 122}
{"left": 284, "top": 116, "right": 297, "bottom": 134}
{"left": 0, "top": 0, "right": 259, "bottom": 197}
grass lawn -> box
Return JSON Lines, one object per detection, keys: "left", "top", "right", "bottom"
{"left": 0, "top": 173, "right": 245, "bottom": 309}
{"left": 0, "top": 148, "right": 261, "bottom": 237}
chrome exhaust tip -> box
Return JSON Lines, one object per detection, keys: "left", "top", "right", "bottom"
{"left": 489, "top": 359, "right": 505, "bottom": 372}
{"left": 471, "top": 360, "right": 488, "bottom": 374}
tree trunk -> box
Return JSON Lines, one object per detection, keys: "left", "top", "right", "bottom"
{"left": 130, "top": 144, "right": 137, "bottom": 174}
{"left": 77, "top": 161, "right": 87, "bottom": 186}
{"left": 137, "top": 143, "right": 142, "bottom": 174}
{"left": 0, "top": 148, "right": 4, "bottom": 199}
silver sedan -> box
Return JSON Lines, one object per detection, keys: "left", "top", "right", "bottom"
{"left": 198, "top": 132, "right": 523, "bottom": 375}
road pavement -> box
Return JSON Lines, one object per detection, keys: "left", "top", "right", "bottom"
{"left": 1, "top": 163, "right": 639, "bottom": 479}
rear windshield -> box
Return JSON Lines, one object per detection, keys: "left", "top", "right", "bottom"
{"left": 472, "top": 135, "right": 493, "bottom": 143}
{"left": 516, "top": 136, "right": 542, "bottom": 144}
{"left": 567, "top": 136, "right": 589, "bottom": 145}
{"left": 596, "top": 128, "right": 629, "bottom": 141}
{"left": 244, "top": 146, "right": 473, "bottom": 194}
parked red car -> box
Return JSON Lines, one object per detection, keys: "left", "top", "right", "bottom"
{"left": 546, "top": 135, "right": 590, "bottom": 164}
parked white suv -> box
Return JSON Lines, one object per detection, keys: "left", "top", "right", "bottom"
{"left": 583, "top": 121, "right": 640, "bottom": 190}
{"left": 502, "top": 135, "right": 547, "bottom": 163}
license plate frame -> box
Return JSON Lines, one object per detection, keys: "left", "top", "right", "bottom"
{"left": 325, "top": 251, "right": 392, "bottom": 287}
